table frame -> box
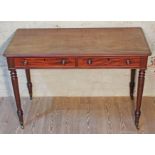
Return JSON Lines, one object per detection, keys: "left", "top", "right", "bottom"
{"left": 7, "top": 55, "right": 148, "bottom": 129}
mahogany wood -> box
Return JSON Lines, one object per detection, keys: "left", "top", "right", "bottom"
{"left": 25, "top": 69, "right": 32, "bottom": 100}
{"left": 3, "top": 28, "right": 152, "bottom": 129}
{"left": 78, "top": 56, "right": 143, "bottom": 68}
{"left": 8, "top": 56, "right": 148, "bottom": 69}
{"left": 3, "top": 28, "right": 151, "bottom": 57}
{"left": 130, "top": 69, "right": 136, "bottom": 100}
{"left": 135, "top": 69, "right": 145, "bottom": 129}
{"left": 10, "top": 69, "right": 24, "bottom": 129}
{"left": 14, "top": 57, "right": 76, "bottom": 68}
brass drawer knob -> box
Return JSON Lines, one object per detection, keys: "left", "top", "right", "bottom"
{"left": 22, "top": 60, "right": 28, "bottom": 65}
{"left": 126, "top": 59, "right": 131, "bottom": 65}
{"left": 61, "top": 59, "right": 67, "bottom": 65}
{"left": 87, "top": 59, "right": 93, "bottom": 65}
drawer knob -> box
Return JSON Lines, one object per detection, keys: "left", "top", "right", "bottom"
{"left": 22, "top": 60, "right": 28, "bottom": 65}
{"left": 87, "top": 59, "right": 93, "bottom": 65}
{"left": 61, "top": 59, "right": 67, "bottom": 65}
{"left": 126, "top": 59, "right": 131, "bottom": 65}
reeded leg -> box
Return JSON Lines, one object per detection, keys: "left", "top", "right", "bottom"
{"left": 10, "top": 69, "right": 24, "bottom": 129}
{"left": 25, "top": 69, "right": 32, "bottom": 100}
{"left": 135, "top": 69, "right": 145, "bottom": 129}
{"left": 130, "top": 69, "right": 136, "bottom": 100}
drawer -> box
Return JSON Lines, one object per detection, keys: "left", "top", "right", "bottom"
{"left": 14, "top": 57, "right": 76, "bottom": 68}
{"left": 78, "top": 56, "right": 142, "bottom": 68}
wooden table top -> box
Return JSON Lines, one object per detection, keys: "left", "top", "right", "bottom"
{"left": 4, "top": 27, "right": 151, "bottom": 57}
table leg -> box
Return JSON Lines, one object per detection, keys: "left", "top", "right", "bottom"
{"left": 135, "top": 69, "right": 145, "bottom": 129}
{"left": 25, "top": 69, "right": 32, "bottom": 100}
{"left": 130, "top": 69, "right": 136, "bottom": 100}
{"left": 10, "top": 69, "right": 24, "bottom": 129}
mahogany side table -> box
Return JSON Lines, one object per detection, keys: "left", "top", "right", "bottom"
{"left": 3, "top": 28, "right": 151, "bottom": 129}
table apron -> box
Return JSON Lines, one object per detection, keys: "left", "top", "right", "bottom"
{"left": 7, "top": 56, "right": 148, "bottom": 69}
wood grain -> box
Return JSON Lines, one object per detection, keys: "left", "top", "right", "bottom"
{"left": 3, "top": 28, "right": 151, "bottom": 57}
{"left": 7, "top": 56, "right": 148, "bottom": 69}
{"left": 0, "top": 97, "right": 155, "bottom": 134}
{"left": 78, "top": 56, "right": 143, "bottom": 68}
{"left": 14, "top": 57, "right": 76, "bottom": 68}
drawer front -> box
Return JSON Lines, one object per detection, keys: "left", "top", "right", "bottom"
{"left": 78, "top": 56, "right": 142, "bottom": 68}
{"left": 14, "top": 57, "right": 76, "bottom": 68}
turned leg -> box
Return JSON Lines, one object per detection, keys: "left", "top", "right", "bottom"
{"left": 10, "top": 69, "right": 24, "bottom": 129}
{"left": 130, "top": 69, "right": 136, "bottom": 100}
{"left": 25, "top": 69, "right": 32, "bottom": 100}
{"left": 135, "top": 69, "right": 145, "bottom": 129}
